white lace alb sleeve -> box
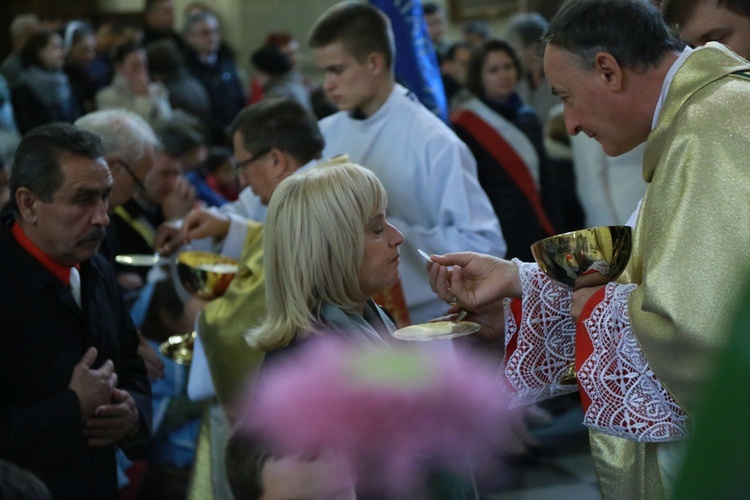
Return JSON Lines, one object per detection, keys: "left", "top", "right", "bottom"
{"left": 503, "top": 260, "right": 578, "bottom": 407}
{"left": 578, "top": 282, "right": 691, "bottom": 442}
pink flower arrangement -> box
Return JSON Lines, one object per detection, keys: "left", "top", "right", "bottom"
{"left": 236, "top": 337, "right": 513, "bottom": 495}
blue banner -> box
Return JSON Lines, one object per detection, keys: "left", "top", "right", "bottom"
{"left": 370, "top": 0, "right": 448, "bottom": 121}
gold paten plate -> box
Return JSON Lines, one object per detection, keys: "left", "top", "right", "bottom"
{"left": 392, "top": 321, "right": 480, "bottom": 341}
{"left": 115, "top": 254, "right": 164, "bottom": 266}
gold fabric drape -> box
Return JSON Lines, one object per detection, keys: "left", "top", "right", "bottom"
{"left": 594, "top": 44, "right": 750, "bottom": 499}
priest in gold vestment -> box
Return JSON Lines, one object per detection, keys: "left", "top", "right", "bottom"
{"left": 427, "top": 1, "right": 750, "bottom": 498}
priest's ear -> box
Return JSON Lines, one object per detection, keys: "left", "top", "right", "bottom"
{"left": 593, "top": 51, "right": 624, "bottom": 92}
{"left": 15, "top": 187, "right": 39, "bottom": 224}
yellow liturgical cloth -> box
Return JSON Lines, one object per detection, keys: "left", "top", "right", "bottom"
{"left": 593, "top": 43, "right": 750, "bottom": 499}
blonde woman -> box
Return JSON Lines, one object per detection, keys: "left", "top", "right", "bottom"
{"left": 247, "top": 162, "right": 404, "bottom": 355}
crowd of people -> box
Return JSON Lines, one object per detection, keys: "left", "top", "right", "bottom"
{"left": 1, "top": 0, "right": 749, "bottom": 498}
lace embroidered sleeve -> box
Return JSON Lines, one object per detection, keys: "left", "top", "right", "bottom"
{"left": 578, "top": 282, "right": 692, "bottom": 442}
{"left": 503, "top": 260, "right": 578, "bottom": 407}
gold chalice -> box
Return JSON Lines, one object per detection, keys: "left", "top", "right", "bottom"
{"left": 160, "top": 251, "right": 240, "bottom": 364}
{"left": 530, "top": 226, "right": 633, "bottom": 383}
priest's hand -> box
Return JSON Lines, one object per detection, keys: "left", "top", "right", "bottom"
{"left": 428, "top": 252, "right": 522, "bottom": 310}
{"left": 84, "top": 388, "right": 140, "bottom": 447}
{"left": 182, "top": 207, "right": 230, "bottom": 244}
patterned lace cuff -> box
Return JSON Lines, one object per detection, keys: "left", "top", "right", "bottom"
{"left": 578, "top": 282, "right": 692, "bottom": 442}
{"left": 503, "top": 260, "right": 578, "bottom": 407}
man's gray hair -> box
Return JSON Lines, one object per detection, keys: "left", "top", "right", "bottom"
{"left": 75, "top": 110, "right": 160, "bottom": 164}
{"left": 9, "top": 14, "right": 38, "bottom": 41}
{"left": 544, "top": 0, "right": 683, "bottom": 71}
{"left": 183, "top": 11, "right": 217, "bottom": 35}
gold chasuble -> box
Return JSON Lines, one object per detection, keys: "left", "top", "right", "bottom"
{"left": 188, "top": 220, "right": 267, "bottom": 499}
{"left": 592, "top": 44, "right": 750, "bottom": 498}
{"left": 199, "top": 220, "right": 267, "bottom": 405}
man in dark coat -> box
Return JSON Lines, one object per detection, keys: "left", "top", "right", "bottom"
{"left": 182, "top": 11, "right": 246, "bottom": 144}
{"left": 0, "top": 123, "right": 152, "bottom": 499}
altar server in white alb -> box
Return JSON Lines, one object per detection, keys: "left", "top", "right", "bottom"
{"left": 308, "top": 1, "right": 505, "bottom": 324}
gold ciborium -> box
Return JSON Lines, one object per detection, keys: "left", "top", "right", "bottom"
{"left": 160, "top": 251, "right": 239, "bottom": 364}
{"left": 175, "top": 250, "right": 239, "bottom": 300}
{"left": 530, "top": 226, "right": 633, "bottom": 383}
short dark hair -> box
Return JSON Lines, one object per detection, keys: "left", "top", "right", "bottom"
{"left": 505, "top": 12, "right": 549, "bottom": 48}
{"left": 544, "top": 0, "right": 683, "bottom": 72}
{"left": 112, "top": 42, "right": 143, "bottom": 65}
{"left": 225, "top": 430, "right": 270, "bottom": 500}
{"left": 154, "top": 117, "right": 205, "bottom": 158}
{"left": 9, "top": 123, "right": 105, "bottom": 216}
{"left": 20, "top": 30, "right": 57, "bottom": 68}
{"left": 230, "top": 98, "right": 324, "bottom": 166}
{"left": 308, "top": 2, "right": 394, "bottom": 68}
{"left": 662, "top": 0, "right": 750, "bottom": 26}
{"left": 444, "top": 41, "right": 472, "bottom": 62}
{"left": 204, "top": 146, "right": 232, "bottom": 174}
{"left": 423, "top": 2, "right": 443, "bottom": 16}
{"left": 465, "top": 39, "right": 522, "bottom": 98}
{"left": 146, "top": 39, "right": 184, "bottom": 75}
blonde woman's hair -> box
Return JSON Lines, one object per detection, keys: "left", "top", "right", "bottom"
{"left": 247, "top": 162, "right": 387, "bottom": 350}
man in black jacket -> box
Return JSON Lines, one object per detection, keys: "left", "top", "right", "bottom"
{"left": 0, "top": 123, "right": 152, "bottom": 499}
{"left": 182, "top": 11, "right": 246, "bottom": 144}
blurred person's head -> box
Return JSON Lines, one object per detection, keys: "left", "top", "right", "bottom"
{"left": 141, "top": 151, "right": 181, "bottom": 205}
{"left": 309, "top": 2, "right": 395, "bottom": 117}
{"left": 463, "top": 21, "right": 490, "bottom": 48}
{"left": 64, "top": 21, "right": 97, "bottom": 69}
{"left": 112, "top": 42, "right": 148, "bottom": 78}
{"left": 183, "top": 12, "right": 221, "bottom": 58}
{"left": 154, "top": 117, "right": 207, "bottom": 173}
{"left": 505, "top": 12, "right": 549, "bottom": 80}
{"left": 248, "top": 162, "right": 403, "bottom": 350}
{"left": 145, "top": 39, "right": 184, "bottom": 80}
{"left": 265, "top": 31, "right": 301, "bottom": 67}
{"left": 95, "top": 19, "right": 143, "bottom": 55}
{"left": 225, "top": 430, "right": 356, "bottom": 500}
{"left": 9, "top": 14, "right": 40, "bottom": 52}
{"left": 204, "top": 146, "right": 236, "bottom": 192}
{"left": 20, "top": 31, "right": 65, "bottom": 71}
{"left": 251, "top": 46, "right": 293, "bottom": 87}
{"left": 230, "top": 97, "right": 324, "bottom": 204}
{"left": 662, "top": 0, "right": 750, "bottom": 58}
{"left": 10, "top": 123, "right": 110, "bottom": 266}
{"left": 144, "top": 0, "right": 176, "bottom": 34}
{"left": 466, "top": 39, "right": 522, "bottom": 102}
{"left": 75, "top": 109, "right": 160, "bottom": 210}
{"left": 440, "top": 41, "right": 472, "bottom": 85}
{"left": 423, "top": 2, "right": 447, "bottom": 45}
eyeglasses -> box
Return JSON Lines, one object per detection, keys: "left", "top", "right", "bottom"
{"left": 233, "top": 148, "right": 271, "bottom": 173}
{"left": 115, "top": 159, "right": 147, "bottom": 193}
